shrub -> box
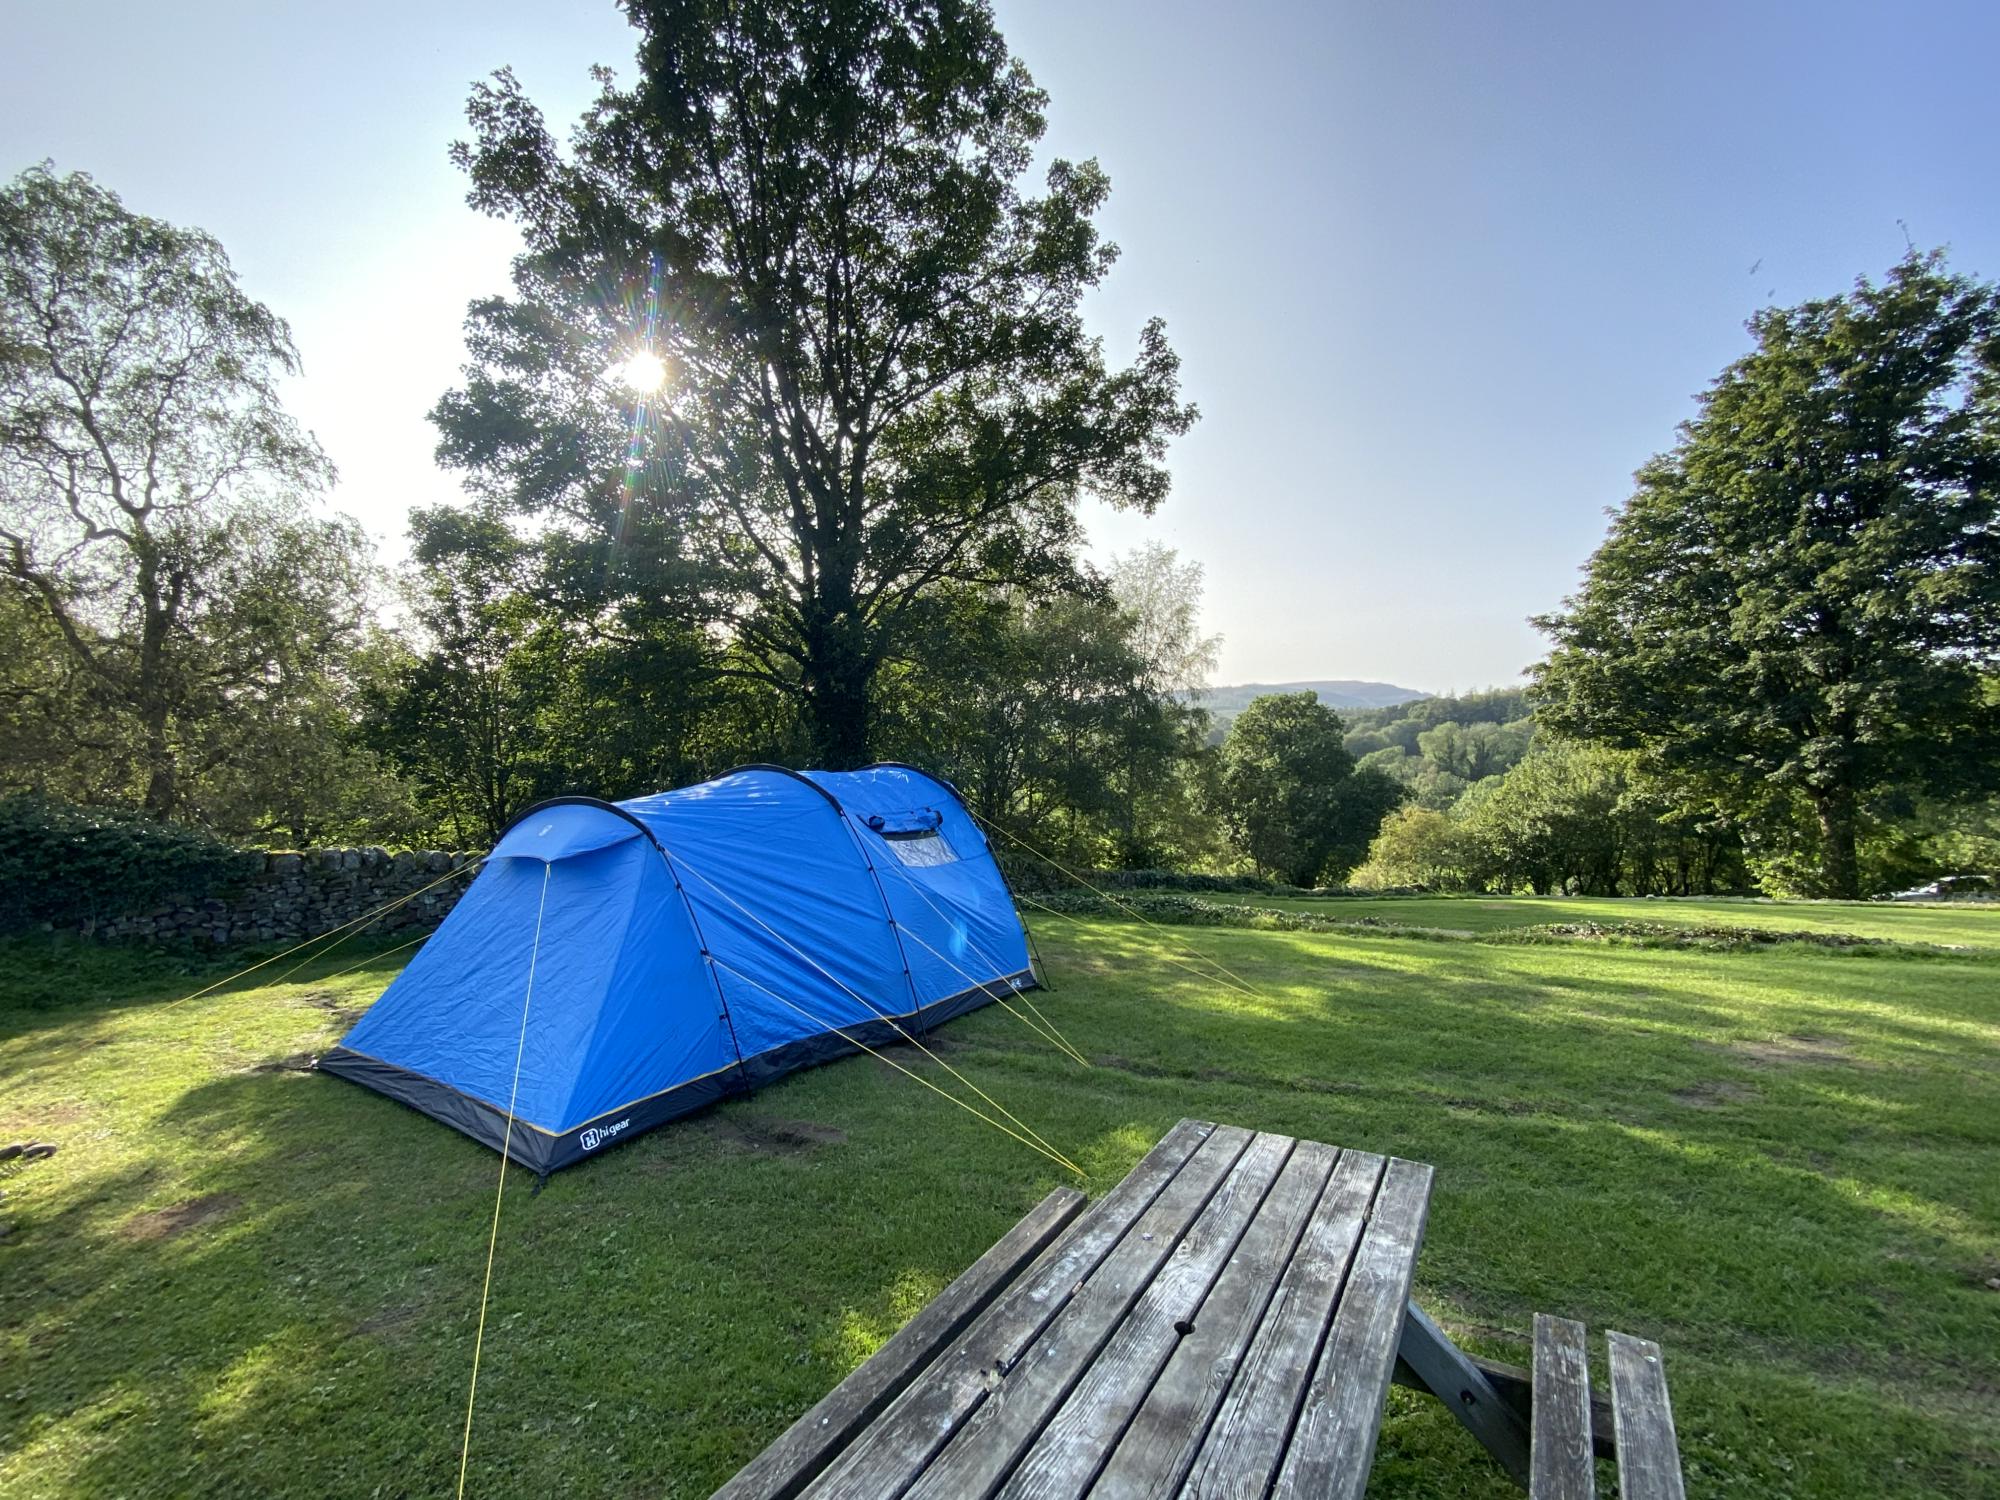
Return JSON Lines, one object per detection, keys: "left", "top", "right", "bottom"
{"left": 996, "top": 857, "right": 1310, "bottom": 898}
{"left": 0, "top": 794, "right": 257, "bottom": 933}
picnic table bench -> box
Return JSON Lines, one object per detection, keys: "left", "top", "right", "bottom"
{"left": 717, "top": 1119, "right": 1685, "bottom": 1499}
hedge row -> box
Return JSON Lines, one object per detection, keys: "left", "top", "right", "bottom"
{"left": 0, "top": 794, "right": 258, "bottom": 934}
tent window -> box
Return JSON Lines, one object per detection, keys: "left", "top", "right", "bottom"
{"left": 883, "top": 829, "right": 958, "bottom": 867}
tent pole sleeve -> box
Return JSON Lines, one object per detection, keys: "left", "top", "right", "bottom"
{"left": 730, "top": 763, "right": 930, "bottom": 1035}
{"left": 651, "top": 842, "right": 751, "bottom": 1091}
{"left": 832, "top": 812, "right": 929, "bottom": 1035}
{"left": 862, "top": 762, "right": 1045, "bottom": 991}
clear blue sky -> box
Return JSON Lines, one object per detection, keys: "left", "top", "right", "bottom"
{"left": 5, "top": 1, "right": 1996, "bottom": 692}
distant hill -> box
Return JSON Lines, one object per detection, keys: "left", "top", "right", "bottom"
{"left": 1200, "top": 679, "right": 1431, "bottom": 715}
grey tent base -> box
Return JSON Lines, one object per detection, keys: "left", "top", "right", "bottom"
{"left": 319, "top": 971, "right": 1037, "bottom": 1175}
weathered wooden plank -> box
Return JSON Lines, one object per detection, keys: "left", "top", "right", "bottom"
{"left": 714, "top": 1186, "right": 1089, "bottom": 1500}
{"left": 1088, "top": 1141, "right": 1339, "bottom": 1500}
{"left": 1177, "top": 1148, "right": 1387, "bottom": 1499}
{"left": 1392, "top": 1351, "right": 1617, "bottom": 1460}
{"left": 996, "top": 1133, "right": 1296, "bottom": 1499}
{"left": 901, "top": 1125, "right": 1260, "bottom": 1500}
{"left": 1607, "top": 1331, "right": 1685, "bottom": 1500}
{"left": 1528, "top": 1314, "right": 1594, "bottom": 1500}
{"left": 801, "top": 1119, "right": 1214, "bottom": 1500}
{"left": 1270, "top": 1157, "right": 1434, "bottom": 1500}
{"left": 1394, "top": 1301, "right": 1531, "bottom": 1488}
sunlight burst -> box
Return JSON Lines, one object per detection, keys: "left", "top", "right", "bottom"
{"left": 613, "top": 348, "right": 668, "bottom": 394}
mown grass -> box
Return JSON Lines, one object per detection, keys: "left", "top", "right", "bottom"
{"left": 1199, "top": 890, "right": 2000, "bottom": 949}
{"left": 2, "top": 899, "right": 1996, "bottom": 1497}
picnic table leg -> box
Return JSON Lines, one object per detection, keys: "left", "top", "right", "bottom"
{"left": 1393, "top": 1299, "right": 1533, "bottom": 1490}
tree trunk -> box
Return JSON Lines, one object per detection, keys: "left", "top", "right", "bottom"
{"left": 1814, "top": 783, "right": 1861, "bottom": 898}
{"left": 141, "top": 723, "right": 178, "bottom": 821}
{"left": 800, "top": 626, "right": 872, "bottom": 770}
{"left": 134, "top": 544, "right": 179, "bottom": 821}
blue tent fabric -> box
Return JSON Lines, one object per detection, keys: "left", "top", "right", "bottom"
{"left": 320, "top": 765, "right": 1035, "bottom": 1173}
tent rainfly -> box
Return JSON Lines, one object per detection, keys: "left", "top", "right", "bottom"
{"left": 320, "top": 764, "right": 1036, "bottom": 1174}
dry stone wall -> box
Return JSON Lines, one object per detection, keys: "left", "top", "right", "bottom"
{"left": 79, "top": 847, "right": 481, "bottom": 945}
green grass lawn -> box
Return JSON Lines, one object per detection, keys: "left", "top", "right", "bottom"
{"left": 1199, "top": 889, "right": 2000, "bottom": 948}
{"left": 3, "top": 899, "right": 1997, "bottom": 1497}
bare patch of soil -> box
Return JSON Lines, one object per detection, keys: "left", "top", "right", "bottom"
{"left": 1672, "top": 1079, "right": 1759, "bottom": 1108}
{"left": 703, "top": 1117, "right": 847, "bottom": 1157}
{"left": 123, "top": 1192, "right": 241, "bottom": 1241}
{"left": 0, "top": 1100, "right": 86, "bottom": 1134}
{"left": 1093, "top": 1052, "right": 1174, "bottom": 1078}
{"left": 875, "top": 1033, "right": 969, "bottom": 1057}
{"left": 254, "top": 1052, "right": 319, "bottom": 1074}
{"left": 1730, "top": 1032, "right": 1863, "bottom": 1068}
{"left": 353, "top": 1303, "right": 423, "bottom": 1339}
{"left": 1439, "top": 1095, "right": 1546, "bottom": 1117}
{"left": 1090, "top": 1053, "right": 1362, "bottom": 1096}
{"left": 299, "top": 991, "right": 367, "bottom": 1027}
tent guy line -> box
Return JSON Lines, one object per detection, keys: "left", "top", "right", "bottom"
{"left": 891, "top": 914, "right": 1089, "bottom": 1068}
{"left": 160, "top": 857, "right": 486, "bottom": 1011}
{"left": 864, "top": 850, "right": 1093, "bottom": 1067}
{"left": 665, "top": 850, "right": 1081, "bottom": 1175}
{"left": 456, "top": 861, "right": 551, "bottom": 1500}
{"left": 706, "top": 955, "right": 1084, "bottom": 1179}
{"left": 1011, "top": 888, "right": 1264, "bottom": 1003}
{"left": 972, "top": 812, "right": 1270, "bottom": 1002}
{"left": 317, "top": 930, "right": 430, "bottom": 985}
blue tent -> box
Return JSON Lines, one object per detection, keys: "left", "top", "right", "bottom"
{"left": 320, "top": 764, "right": 1036, "bottom": 1174}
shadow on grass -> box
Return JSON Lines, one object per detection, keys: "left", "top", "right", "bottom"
{"left": 3, "top": 918, "right": 1996, "bottom": 1496}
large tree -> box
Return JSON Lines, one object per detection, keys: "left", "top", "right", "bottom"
{"left": 0, "top": 166, "right": 367, "bottom": 823}
{"left": 435, "top": 0, "right": 1195, "bottom": 766}
{"left": 1216, "top": 691, "right": 1402, "bottom": 885}
{"left": 1534, "top": 253, "right": 2000, "bottom": 896}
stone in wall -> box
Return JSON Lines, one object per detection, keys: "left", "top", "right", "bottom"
{"left": 64, "top": 846, "right": 482, "bottom": 946}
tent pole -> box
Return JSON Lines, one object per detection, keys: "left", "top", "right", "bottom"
{"left": 833, "top": 814, "right": 930, "bottom": 1038}
{"left": 651, "top": 842, "right": 751, "bottom": 1095}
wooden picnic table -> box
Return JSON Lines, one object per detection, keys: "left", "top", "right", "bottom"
{"left": 717, "top": 1118, "right": 1684, "bottom": 1500}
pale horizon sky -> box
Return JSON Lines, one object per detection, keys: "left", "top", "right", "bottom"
{"left": 6, "top": 1, "right": 1997, "bottom": 695}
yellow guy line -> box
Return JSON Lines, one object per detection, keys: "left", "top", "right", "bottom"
{"left": 891, "top": 919, "right": 1091, "bottom": 1069}
{"left": 160, "top": 858, "right": 483, "bottom": 1010}
{"left": 861, "top": 857, "right": 1093, "bottom": 1068}
{"left": 668, "top": 856, "right": 1078, "bottom": 1177}
{"left": 318, "top": 932, "right": 430, "bottom": 985}
{"left": 710, "top": 958, "right": 1084, "bottom": 1180}
{"left": 1013, "top": 889, "right": 1264, "bottom": 1004}
{"left": 971, "top": 813, "right": 1267, "bottom": 1000}
{"left": 457, "top": 861, "right": 551, "bottom": 1499}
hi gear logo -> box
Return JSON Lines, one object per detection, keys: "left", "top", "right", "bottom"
{"left": 579, "top": 1118, "right": 631, "bottom": 1152}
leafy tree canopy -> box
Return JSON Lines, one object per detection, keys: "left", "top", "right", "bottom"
{"left": 0, "top": 165, "right": 372, "bottom": 829}
{"left": 1533, "top": 252, "right": 2000, "bottom": 896}
{"left": 434, "top": 0, "right": 1196, "bottom": 766}
{"left": 1216, "top": 691, "right": 1400, "bottom": 885}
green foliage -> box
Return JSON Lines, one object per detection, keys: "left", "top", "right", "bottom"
{"left": 1000, "top": 864, "right": 1306, "bottom": 898}
{"left": 1456, "top": 742, "right": 1745, "bottom": 896}
{"left": 0, "top": 793, "right": 254, "bottom": 933}
{"left": 1351, "top": 744, "right": 1747, "bottom": 896}
{"left": 1535, "top": 252, "right": 2000, "bottom": 897}
{"left": 1216, "top": 692, "right": 1402, "bottom": 885}
{"left": 1341, "top": 690, "right": 1535, "bottom": 813}
{"left": 434, "top": 0, "right": 1195, "bottom": 765}
{"left": 876, "top": 577, "right": 1215, "bottom": 869}
{"left": 360, "top": 508, "right": 786, "bottom": 845}
{"left": 1342, "top": 686, "right": 1534, "bottom": 747}
{"left": 0, "top": 166, "right": 382, "bottom": 838}
{"left": 1349, "top": 805, "right": 1480, "bottom": 891}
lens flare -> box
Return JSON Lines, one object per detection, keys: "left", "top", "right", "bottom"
{"left": 614, "top": 349, "right": 667, "bottom": 393}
